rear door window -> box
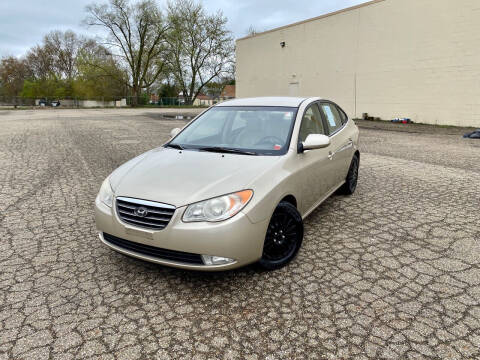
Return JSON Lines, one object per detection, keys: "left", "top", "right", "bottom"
{"left": 320, "top": 103, "right": 343, "bottom": 134}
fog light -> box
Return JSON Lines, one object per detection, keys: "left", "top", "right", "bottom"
{"left": 201, "top": 255, "right": 235, "bottom": 266}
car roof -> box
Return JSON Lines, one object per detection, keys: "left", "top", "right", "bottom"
{"left": 216, "top": 97, "right": 319, "bottom": 108}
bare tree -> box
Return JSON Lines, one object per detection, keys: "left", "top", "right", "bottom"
{"left": 0, "top": 57, "right": 30, "bottom": 98}
{"left": 84, "top": 0, "right": 169, "bottom": 106}
{"left": 26, "top": 44, "right": 56, "bottom": 79}
{"left": 26, "top": 30, "right": 87, "bottom": 80}
{"left": 166, "top": 0, "right": 234, "bottom": 105}
{"left": 44, "top": 31, "right": 82, "bottom": 79}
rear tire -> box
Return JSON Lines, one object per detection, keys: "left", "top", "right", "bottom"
{"left": 258, "top": 201, "right": 303, "bottom": 270}
{"left": 339, "top": 154, "right": 359, "bottom": 195}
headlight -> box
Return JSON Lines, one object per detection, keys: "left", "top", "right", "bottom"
{"left": 183, "top": 190, "right": 253, "bottom": 222}
{"left": 97, "top": 177, "right": 114, "bottom": 207}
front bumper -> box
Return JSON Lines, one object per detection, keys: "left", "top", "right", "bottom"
{"left": 95, "top": 197, "right": 269, "bottom": 271}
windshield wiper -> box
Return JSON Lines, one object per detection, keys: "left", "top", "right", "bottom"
{"left": 165, "top": 143, "right": 184, "bottom": 150}
{"left": 198, "top": 146, "right": 258, "bottom": 156}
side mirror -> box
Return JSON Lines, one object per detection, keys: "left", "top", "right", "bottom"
{"left": 301, "top": 134, "right": 330, "bottom": 152}
{"left": 170, "top": 128, "right": 181, "bottom": 138}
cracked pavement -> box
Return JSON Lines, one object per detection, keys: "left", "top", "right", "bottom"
{"left": 0, "top": 108, "right": 479, "bottom": 359}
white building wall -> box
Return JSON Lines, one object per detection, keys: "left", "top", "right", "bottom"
{"left": 236, "top": 0, "right": 480, "bottom": 127}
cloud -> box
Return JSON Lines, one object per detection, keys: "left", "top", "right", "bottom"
{"left": 0, "top": 0, "right": 368, "bottom": 57}
{"left": 0, "top": 0, "right": 95, "bottom": 57}
{"left": 201, "top": 0, "right": 368, "bottom": 38}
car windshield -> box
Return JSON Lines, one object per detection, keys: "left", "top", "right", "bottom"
{"left": 168, "top": 106, "right": 297, "bottom": 155}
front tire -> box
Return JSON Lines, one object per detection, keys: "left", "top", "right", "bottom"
{"left": 258, "top": 201, "right": 303, "bottom": 270}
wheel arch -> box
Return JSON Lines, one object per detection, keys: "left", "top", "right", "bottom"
{"left": 280, "top": 194, "right": 297, "bottom": 208}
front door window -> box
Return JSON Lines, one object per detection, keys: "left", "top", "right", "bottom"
{"left": 298, "top": 104, "right": 325, "bottom": 143}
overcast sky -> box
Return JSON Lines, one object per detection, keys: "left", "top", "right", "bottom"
{"left": 0, "top": 0, "right": 367, "bottom": 58}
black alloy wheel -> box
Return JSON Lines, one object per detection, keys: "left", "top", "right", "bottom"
{"left": 259, "top": 201, "right": 303, "bottom": 270}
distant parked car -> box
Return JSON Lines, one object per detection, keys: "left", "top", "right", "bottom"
{"left": 38, "top": 99, "right": 60, "bottom": 107}
{"left": 95, "top": 97, "right": 360, "bottom": 271}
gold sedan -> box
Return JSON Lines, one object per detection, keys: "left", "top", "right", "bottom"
{"left": 95, "top": 97, "right": 360, "bottom": 271}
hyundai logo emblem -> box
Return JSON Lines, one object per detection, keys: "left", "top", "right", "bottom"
{"left": 134, "top": 206, "right": 148, "bottom": 217}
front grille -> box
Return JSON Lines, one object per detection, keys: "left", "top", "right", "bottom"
{"left": 103, "top": 233, "right": 204, "bottom": 265}
{"left": 116, "top": 197, "right": 175, "bottom": 230}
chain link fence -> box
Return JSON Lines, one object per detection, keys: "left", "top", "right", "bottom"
{"left": 0, "top": 96, "right": 125, "bottom": 108}
{"left": 0, "top": 96, "right": 222, "bottom": 108}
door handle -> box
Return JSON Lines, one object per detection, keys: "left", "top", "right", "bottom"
{"left": 328, "top": 151, "right": 334, "bottom": 160}
{"left": 338, "top": 140, "right": 353, "bottom": 153}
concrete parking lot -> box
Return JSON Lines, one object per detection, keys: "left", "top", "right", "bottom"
{"left": 1, "top": 108, "right": 479, "bottom": 360}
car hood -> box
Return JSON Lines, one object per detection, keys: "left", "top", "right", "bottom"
{"left": 110, "top": 147, "right": 281, "bottom": 207}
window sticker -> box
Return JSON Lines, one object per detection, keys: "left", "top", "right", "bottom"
{"left": 323, "top": 106, "right": 336, "bottom": 127}
{"left": 284, "top": 112, "right": 293, "bottom": 120}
